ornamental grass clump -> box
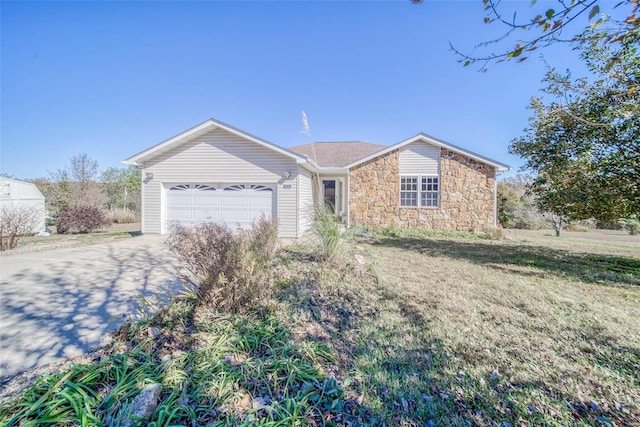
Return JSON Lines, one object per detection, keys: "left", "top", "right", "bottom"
{"left": 166, "top": 218, "right": 279, "bottom": 312}
{"left": 310, "top": 204, "right": 343, "bottom": 261}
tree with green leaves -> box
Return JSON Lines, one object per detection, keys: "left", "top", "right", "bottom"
{"left": 510, "top": 28, "right": 639, "bottom": 224}
{"left": 100, "top": 166, "right": 141, "bottom": 212}
{"left": 417, "top": 0, "right": 639, "bottom": 70}
{"left": 497, "top": 174, "right": 546, "bottom": 229}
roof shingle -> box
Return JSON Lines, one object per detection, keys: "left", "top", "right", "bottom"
{"left": 289, "top": 142, "right": 385, "bottom": 167}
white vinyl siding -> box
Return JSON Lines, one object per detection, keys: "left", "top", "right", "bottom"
{"left": 298, "top": 168, "right": 314, "bottom": 236}
{"left": 399, "top": 141, "right": 440, "bottom": 175}
{"left": 141, "top": 128, "right": 299, "bottom": 237}
{"left": 277, "top": 176, "right": 297, "bottom": 238}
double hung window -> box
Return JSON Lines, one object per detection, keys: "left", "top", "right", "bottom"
{"left": 400, "top": 176, "right": 439, "bottom": 207}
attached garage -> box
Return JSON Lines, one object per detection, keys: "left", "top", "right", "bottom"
{"left": 165, "top": 183, "right": 275, "bottom": 230}
{"left": 124, "top": 118, "right": 311, "bottom": 238}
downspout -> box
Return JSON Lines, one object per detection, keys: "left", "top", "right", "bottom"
{"left": 346, "top": 171, "right": 351, "bottom": 228}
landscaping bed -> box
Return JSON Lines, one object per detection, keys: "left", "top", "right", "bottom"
{"left": 1, "top": 229, "right": 638, "bottom": 426}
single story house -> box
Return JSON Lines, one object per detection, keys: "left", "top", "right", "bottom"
{"left": 0, "top": 177, "right": 46, "bottom": 234}
{"left": 124, "top": 118, "right": 509, "bottom": 238}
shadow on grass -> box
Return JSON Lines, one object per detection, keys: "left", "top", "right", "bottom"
{"left": 280, "top": 247, "right": 640, "bottom": 425}
{"left": 372, "top": 237, "right": 640, "bottom": 286}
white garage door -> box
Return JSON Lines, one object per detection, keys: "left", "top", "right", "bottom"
{"left": 166, "top": 184, "right": 274, "bottom": 230}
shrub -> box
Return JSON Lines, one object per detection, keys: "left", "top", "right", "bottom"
{"left": 618, "top": 216, "right": 640, "bottom": 235}
{"left": 310, "top": 204, "right": 342, "bottom": 261}
{"left": 56, "top": 206, "right": 110, "bottom": 234}
{"left": 166, "top": 218, "right": 279, "bottom": 312}
{"left": 0, "top": 205, "right": 38, "bottom": 250}
{"left": 565, "top": 224, "right": 590, "bottom": 232}
{"left": 107, "top": 208, "right": 138, "bottom": 224}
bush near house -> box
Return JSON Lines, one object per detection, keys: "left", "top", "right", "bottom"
{"left": 310, "top": 204, "right": 343, "bottom": 261}
{"left": 56, "top": 206, "right": 110, "bottom": 234}
{"left": 0, "top": 205, "right": 38, "bottom": 251}
{"left": 166, "top": 218, "right": 279, "bottom": 312}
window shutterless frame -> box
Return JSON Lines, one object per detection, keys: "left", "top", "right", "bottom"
{"left": 400, "top": 175, "right": 439, "bottom": 207}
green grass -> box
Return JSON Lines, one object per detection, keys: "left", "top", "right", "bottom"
{"left": 1, "top": 231, "right": 638, "bottom": 426}
{"left": 0, "top": 300, "right": 353, "bottom": 426}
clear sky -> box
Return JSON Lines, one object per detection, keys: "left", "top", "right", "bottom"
{"left": 1, "top": 0, "right": 591, "bottom": 179}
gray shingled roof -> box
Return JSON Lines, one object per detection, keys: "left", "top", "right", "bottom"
{"left": 289, "top": 142, "right": 386, "bottom": 168}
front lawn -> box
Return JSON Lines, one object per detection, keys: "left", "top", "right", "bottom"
{"left": 1, "top": 222, "right": 141, "bottom": 254}
{"left": 1, "top": 230, "right": 638, "bottom": 426}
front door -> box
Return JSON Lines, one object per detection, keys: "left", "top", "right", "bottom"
{"left": 322, "top": 180, "right": 336, "bottom": 213}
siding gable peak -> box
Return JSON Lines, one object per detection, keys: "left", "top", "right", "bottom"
{"left": 124, "top": 118, "right": 309, "bottom": 166}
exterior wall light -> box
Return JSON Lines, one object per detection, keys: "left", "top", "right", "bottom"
{"left": 146, "top": 172, "right": 154, "bottom": 180}
{"left": 283, "top": 172, "right": 291, "bottom": 179}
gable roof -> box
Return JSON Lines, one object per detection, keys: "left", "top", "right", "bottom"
{"left": 0, "top": 177, "right": 45, "bottom": 199}
{"left": 123, "top": 118, "right": 309, "bottom": 166}
{"left": 345, "top": 133, "right": 510, "bottom": 172}
{"left": 289, "top": 142, "right": 386, "bottom": 168}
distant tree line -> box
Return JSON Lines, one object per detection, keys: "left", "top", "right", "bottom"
{"left": 498, "top": 174, "right": 639, "bottom": 236}
{"left": 27, "top": 153, "right": 141, "bottom": 232}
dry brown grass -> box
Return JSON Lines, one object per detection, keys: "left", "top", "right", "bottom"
{"left": 363, "top": 233, "right": 639, "bottom": 425}
{"left": 1, "top": 222, "right": 141, "bottom": 254}
{"left": 504, "top": 228, "right": 640, "bottom": 257}
{"left": 277, "top": 231, "right": 640, "bottom": 426}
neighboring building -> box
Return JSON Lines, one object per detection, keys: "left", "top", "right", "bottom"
{"left": 124, "top": 118, "right": 509, "bottom": 238}
{"left": 0, "top": 177, "right": 46, "bottom": 234}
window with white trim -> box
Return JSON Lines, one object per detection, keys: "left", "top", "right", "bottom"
{"left": 400, "top": 176, "right": 439, "bottom": 207}
{"left": 421, "top": 177, "right": 439, "bottom": 207}
{"left": 400, "top": 177, "right": 418, "bottom": 207}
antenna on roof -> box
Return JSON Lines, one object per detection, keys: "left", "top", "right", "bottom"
{"left": 300, "top": 110, "right": 322, "bottom": 204}
{"left": 300, "top": 110, "right": 312, "bottom": 138}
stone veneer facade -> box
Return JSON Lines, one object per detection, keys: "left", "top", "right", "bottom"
{"left": 349, "top": 149, "right": 496, "bottom": 230}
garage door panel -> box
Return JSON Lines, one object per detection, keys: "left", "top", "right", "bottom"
{"left": 193, "top": 210, "right": 220, "bottom": 220}
{"left": 167, "top": 193, "right": 193, "bottom": 205}
{"left": 192, "top": 196, "right": 221, "bottom": 208}
{"left": 249, "top": 198, "right": 271, "bottom": 208}
{"left": 220, "top": 195, "right": 250, "bottom": 207}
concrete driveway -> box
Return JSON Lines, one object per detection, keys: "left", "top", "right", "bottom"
{"left": 0, "top": 235, "right": 182, "bottom": 379}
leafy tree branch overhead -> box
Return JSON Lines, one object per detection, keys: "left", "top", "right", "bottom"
{"left": 412, "top": 0, "right": 639, "bottom": 70}
{"left": 509, "top": 29, "right": 639, "bottom": 221}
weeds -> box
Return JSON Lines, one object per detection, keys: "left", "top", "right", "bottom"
{"left": 0, "top": 302, "right": 355, "bottom": 426}
{"left": 165, "top": 218, "right": 279, "bottom": 312}
{"left": 107, "top": 208, "right": 138, "bottom": 224}
{"left": 0, "top": 204, "right": 39, "bottom": 250}
{"left": 375, "top": 225, "right": 492, "bottom": 240}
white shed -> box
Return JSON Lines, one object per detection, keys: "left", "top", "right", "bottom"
{"left": 0, "top": 178, "right": 46, "bottom": 234}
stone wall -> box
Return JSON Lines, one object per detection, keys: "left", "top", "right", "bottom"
{"left": 349, "top": 148, "right": 496, "bottom": 230}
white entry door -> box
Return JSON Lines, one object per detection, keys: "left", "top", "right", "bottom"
{"left": 165, "top": 184, "right": 274, "bottom": 231}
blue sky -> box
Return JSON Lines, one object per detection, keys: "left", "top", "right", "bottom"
{"left": 1, "top": 0, "right": 592, "bottom": 179}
